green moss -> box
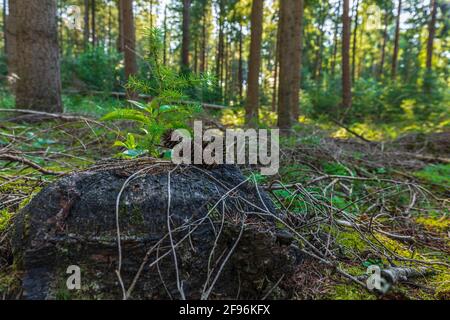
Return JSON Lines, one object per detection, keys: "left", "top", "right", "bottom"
{"left": 414, "top": 164, "right": 450, "bottom": 188}
{"left": 0, "top": 209, "right": 12, "bottom": 232}
{"left": 416, "top": 216, "right": 450, "bottom": 232}
{"left": 328, "top": 283, "right": 376, "bottom": 300}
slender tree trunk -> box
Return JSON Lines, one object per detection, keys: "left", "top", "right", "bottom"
{"left": 120, "top": 0, "right": 138, "bottom": 97}
{"left": 163, "top": 5, "right": 167, "bottom": 65}
{"left": 379, "top": 10, "right": 389, "bottom": 78}
{"left": 181, "top": 0, "right": 191, "bottom": 72}
{"left": 2, "top": 0, "right": 6, "bottom": 55}
{"left": 15, "top": 0, "right": 62, "bottom": 112}
{"left": 277, "top": 0, "right": 303, "bottom": 130}
{"left": 149, "top": 0, "right": 153, "bottom": 30}
{"left": 84, "top": 0, "right": 90, "bottom": 48}
{"left": 108, "top": 0, "right": 112, "bottom": 51}
{"left": 313, "top": 3, "right": 327, "bottom": 82}
{"left": 238, "top": 23, "right": 244, "bottom": 101}
{"left": 331, "top": 1, "right": 341, "bottom": 77}
{"left": 426, "top": 0, "right": 437, "bottom": 72}
{"left": 200, "top": 5, "right": 207, "bottom": 73}
{"left": 391, "top": 0, "right": 402, "bottom": 79}
{"left": 91, "top": 0, "right": 96, "bottom": 46}
{"left": 216, "top": 0, "right": 225, "bottom": 89}
{"left": 272, "top": 13, "right": 280, "bottom": 112}
{"left": 342, "top": 0, "right": 352, "bottom": 112}
{"left": 117, "top": 0, "right": 124, "bottom": 52}
{"left": 351, "top": 0, "right": 360, "bottom": 82}
{"left": 5, "top": 0, "right": 17, "bottom": 92}
{"left": 245, "top": 0, "right": 264, "bottom": 125}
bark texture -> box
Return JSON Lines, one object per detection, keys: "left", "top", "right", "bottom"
{"left": 245, "top": 0, "right": 264, "bottom": 125}
{"left": 13, "top": 163, "right": 301, "bottom": 300}
{"left": 341, "top": 0, "right": 352, "bottom": 112}
{"left": 277, "top": 0, "right": 303, "bottom": 130}
{"left": 15, "top": 0, "right": 62, "bottom": 112}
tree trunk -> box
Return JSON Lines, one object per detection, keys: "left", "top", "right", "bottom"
{"left": 277, "top": 0, "right": 303, "bottom": 130}
{"left": 351, "top": 0, "right": 360, "bottom": 82}
{"left": 181, "top": 0, "right": 191, "bottom": 72}
{"left": 216, "top": 0, "right": 225, "bottom": 90}
{"left": 331, "top": 1, "right": 341, "bottom": 77}
{"left": 117, "top": 0, "right": 124, "bottom": 52}
{"left": 15, "top": 0, "right": 62, "bottom": 112}
{"left": 91, "top": 0, "right": 96, "bottom": 46}
{"left": 272, "top": 17, "right": 280, "bottom": 112}
{"left": 238, "top": 23, "right": 243, "bottom": 100}
{"left": 200, "top": 4, "right": 207, "bottom": 73}
{"left": 163, "top": 5, "right": 167, "bottom": 65}
{"left": 245, "top": 0, "right": 264, "bottom": 125}
{"left": 426, "top": 0, "right": 437, "bottom": 72}
{"left": 341, "top": 0, "right": 352, "bottom": 112}
{"left": 5, "top": 0, "right": 17, "bottom": 92}
{"left": 391, "top": 0, "right": 402, "bottom": 80}
{"left": 84, "top": 0, "right": 90, "bottom": 48}
{"left": 120, "top": 0, "right": 138, "bottom": 98}
{"left": 379, "top": 10, "right": 389, "bottom": 78}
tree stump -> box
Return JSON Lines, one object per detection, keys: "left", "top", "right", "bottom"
{"left": 12, "top": 160, "right": 301, "bottom": 300}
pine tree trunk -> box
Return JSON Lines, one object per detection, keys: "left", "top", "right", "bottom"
{"left": 342, "top": 0, "right": 352, "bottom": 112}
{"left": 331, "top": 1, "right": 341, "bottom": 77}
{"left": 181, "top": 0, "right": 191, "bottom": 72}
{"left": 163, "top": 5, "right": 167, "bottom": 65}
{"left": 245, "top": 0, "right": 264, "bottom": 125}
{"left": 238, "top": 23, "right": 244, "bottom": 101}
{"left": 120, "top": 0, "right": 138, "bottom": 97}
{"left": 391, "top": 0, "right": 402, "bottom": 79}
{"left": 351, "top": 0, "right": 360, "bottom": 82}
{"left": 117, "top": 0, "right": 124, "bottom": 52}
{"left": 84, "top": 0, "right": 90, "bottom": 49}
{"left": 5, "top": 0, "right": 17, "bottom": 92}
{"left": 200, "top": 5, "right": 207, "bottom": 73}
{"left": 91, "top": 0, "right": 96, "bottom": 46}
{"left": 15, "top": 0, "right": 62, "bottom": 112}
{"left": 277, "top": 0, "right": 303, "bottom": 130}
{"left": 271, "top": 16, "right": 280, "bottom": 112}
{"left": 379, "top": 10, "right": 389, "bottom": 78}
{"left": 426, "top": 0, "right": 437, "bottom": 72}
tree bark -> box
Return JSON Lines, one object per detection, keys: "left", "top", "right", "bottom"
{"left": 277, "top": 0, "right": 303, "bottom": 130}
{"left": 200, "top": 4, "right": 207, "bottom": 73}
{"left": 5, "top": 0, "right": 17, "bottom": 92}
{"left": 351, "top": 0, "right": 360, "bottom": 82}
{"left": 15, "top": 0, "right": 62, "bottom": 112}
{"left": 379, "top": 10, "right": 389, "bottom": 78}
{"left": 238, "top": 23, "right": 244, "bottom": 100}
{"left": 271, "top": 17, "right": 280, "bottom": 112}
{"left": 391, "top": 0, "right": 402, "bottom": 80}
{"left": 117, "top": 0, "right": 124, "bottom": 52}
{"left": 181, "top": 0, "right": 191, "bottom": 72}
{"left": 163, "top": 5, "right": 167, "bottom": 65}
{"left": 341, "top": 0, "right": 352, "bottom": 112}
{"left": 245, "top": 0, "right": 264, "bottom": 125}
{"left": 120, "top": 0, "right": 138, "bottom": 97}
{"left": 426, "top": 0, "right": 437, "bottom": 72}
{"left": 84, "top": 0, "right": 90, "bottom": 48}
{"left": 91, "top": 0, "right": 96, "bottom": 46}
{"left": 331, "top": 1, "right": 341, "bottom": 77}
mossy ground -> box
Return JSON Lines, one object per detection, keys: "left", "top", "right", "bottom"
{"left": 1, "top": 105, "right": 449, "bottom": 300}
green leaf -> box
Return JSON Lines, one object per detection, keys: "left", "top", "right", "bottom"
{"left": 101, "top": 109, "right": 150, "bottom": 124}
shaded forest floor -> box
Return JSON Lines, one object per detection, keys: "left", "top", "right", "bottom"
{"left": 0, "top": 94, "right": 449, "bottom": 300}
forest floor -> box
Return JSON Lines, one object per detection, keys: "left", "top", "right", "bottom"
{"left": 0, "top": 93, "right": 449, "bottom": 300}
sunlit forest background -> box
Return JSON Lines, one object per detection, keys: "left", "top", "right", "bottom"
{"left": 1, "top": 0, "right": 448, "bottom": 135}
